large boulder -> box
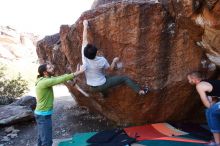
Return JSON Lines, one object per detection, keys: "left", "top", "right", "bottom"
{"left": 36, "top": 0, "right": 220, "bottom": 124}
{"left": 91, "top": 0, "right": 151, "bottom": 9}
{"left": 10, "top": 96, "right": 36, "bottom": 110}
{"left": 0, "top": 105, "right": 34, "bottom": 125}
{"left": 0, "top": 96, "right": 36, "bottom": 125}
{"left": 167, "top": 0, "right": 220, "bottom": 67}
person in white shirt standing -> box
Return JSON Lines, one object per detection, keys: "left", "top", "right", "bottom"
{"left": 81, "top": 20, "right": 148, "bottom": 97}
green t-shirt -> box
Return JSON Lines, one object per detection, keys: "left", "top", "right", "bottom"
{"left": 35, "top": 73, "right": 74, "bottom": 112}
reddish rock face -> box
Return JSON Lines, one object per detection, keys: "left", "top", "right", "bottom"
{"left": 168, "top": 0, "right": 220, "bottom": 66}
{"left": 36, "top": 1, "right": 220, "bottom": 124}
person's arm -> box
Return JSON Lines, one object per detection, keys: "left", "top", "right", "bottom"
{"left": 73, "top": 64, "right": 86, "bottom": 76}
{"left": 109, "top": 57, "right": 119, "bottom": 71}
{"left": 196, "top": 82, "right": 213, "bottom": 108}
{"left": 40, "top": 74, "right": 74, "bottom": 88}
{"left": 42, "top": 65, "right": 85, "bottom": 87}
{"left": 82, "top": 20, "right": 91, "bottom": 64}
{"left": 82, "top": 20, "right": 89, "bottom": 47}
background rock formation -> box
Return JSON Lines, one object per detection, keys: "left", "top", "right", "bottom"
{"left": 0, "top": 26, "right": 40, "bottom": 85}
{"left": 0, "top": 26, "right": 39, "bottom": 61}
{"left": 36, "top": 0, "right": 220, "bottom": 124}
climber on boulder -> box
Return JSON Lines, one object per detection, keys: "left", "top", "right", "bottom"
{"left": 81, "top": 19, "right": 148, "bottom": 97}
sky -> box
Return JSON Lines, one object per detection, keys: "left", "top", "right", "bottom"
{"left": 0, "top": 0, "right": 94, "bottom": 36}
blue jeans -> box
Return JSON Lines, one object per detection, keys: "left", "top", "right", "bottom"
{"left": 206, "top": 102, "right": 220, "bottom": 133}
{"left": 35, "top": 114, "right": 53, "bottom": 146}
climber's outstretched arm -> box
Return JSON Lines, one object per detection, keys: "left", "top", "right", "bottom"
{"left": 82, "top": 20, "right": 89, "bottom": 47}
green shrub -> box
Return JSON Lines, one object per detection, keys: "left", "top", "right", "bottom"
{"left": 0, "top": 64, "right": 28, "bottom": 105}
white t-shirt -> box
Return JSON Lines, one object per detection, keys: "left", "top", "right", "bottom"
{"left": 82, "top": 45, "right": 110, "bottom": 86}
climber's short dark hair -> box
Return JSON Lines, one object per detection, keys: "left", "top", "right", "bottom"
{"left": 84, "top": 44, "right": 97, "bottom": 60}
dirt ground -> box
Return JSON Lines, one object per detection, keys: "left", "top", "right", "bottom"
{"left": 0, "top": 86, "right": 119, "bottom": 146}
